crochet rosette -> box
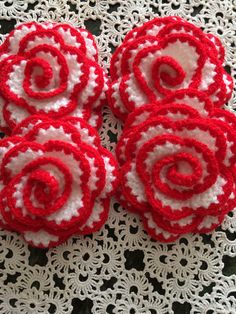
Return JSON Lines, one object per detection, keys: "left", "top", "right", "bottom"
{"left": 108, "top": 16, "right": 233, "bottom": 122}
{"left": 0, "top": 22, "right": 108, "bottom": 134}
{"left": 0, "top": 116, "right": 118, "bottom": 248}
{"left": 117, "top": 89, "right": 236, "bottom": 242}
{"left": 110, "top": 16, "right": 235, "bottom": 242}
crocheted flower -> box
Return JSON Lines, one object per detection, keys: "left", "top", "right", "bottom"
{"left": 0, "top": 115, "right": 118, "bottom": 248}
{"left": 0, "top": 22, "right": 108, "bottom": 133}
{"left": 108, "top": 17, "right": 233, "bottom": 121}
{"left": 117, "top": 90, "right": 236, "bottom": 242}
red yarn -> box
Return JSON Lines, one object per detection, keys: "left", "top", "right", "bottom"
{"left": 0, "top": 22, "right": 107, "bottom": 132}
{"left": 108, "top": 17, "right": 233, "bottom": 121}
{"left": 117, "top": 99, "right": 236, "bottom": 242}
{"left": 0, "top": 116, "right": 119, "bottom": 248}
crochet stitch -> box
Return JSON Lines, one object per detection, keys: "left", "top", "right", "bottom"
{"left": 0, "top": 116, "right": 118, "bottom": 248}
{"left": 117, "top": 90, "right": 236, "bottom": 242}
{"left": 108, "top": 17, "right": 233, "bottom": 122}
{"left": 0, "top": 22, "right": 108, "bottom": 133}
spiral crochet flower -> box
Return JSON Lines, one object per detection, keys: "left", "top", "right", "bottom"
{"left": 0, "top": 22, "right": 108, "bottom": 133}
{"left": 0, "top": 115, "right": 118, "bottom": 248}
{"left": 117, "top": 90, "right": 236, "bottom": 242}
{"left": 108, "top": 17, "right": 233, "bottom": 121}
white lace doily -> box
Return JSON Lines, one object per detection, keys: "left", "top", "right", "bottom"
{"left": 0, "top": 1, "right": 236, "bottom": 313}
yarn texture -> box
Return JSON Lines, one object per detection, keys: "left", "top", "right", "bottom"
{"left": 0, "top": 22, "right": 108, "bottom": 133}
{"left": 0, "top": 2, "right": 236, "bottom": 313}
{"left": 117, "top": 93, "right": 236, "bottom": 241}
{"left": 0, "top": 116, "right": 118, "bottom": 248}
{"left": 108, "top": 17, "right": 233, "bottom": 121}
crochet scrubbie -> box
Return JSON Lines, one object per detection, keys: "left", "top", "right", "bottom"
{"left": 0, "top": 116, "right": 118, "bottom": 248}
{"left": 0, "top": 22, "right": 108, "bottom": 134}
{"left": 117, "top": 90, "right": 236, "bottom": 242}
{"left": 108, "top": 17, "right": 233, "bottom": 121}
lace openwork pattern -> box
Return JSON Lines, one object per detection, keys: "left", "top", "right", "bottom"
{"left": 0, "top": 1, "right": 235, "bottom": 313}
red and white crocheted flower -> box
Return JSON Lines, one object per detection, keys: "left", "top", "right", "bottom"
{"left": 108, "top": 17, "right": 233, "bottom": 121}
{"left": 0, "top": 22, "right": 108, "bottom": 133}
{"left": 117, "top": 89, "right": 236, "bottom": 242}
{"left": 0, "top": 115, "right": 118, "bottom": 248}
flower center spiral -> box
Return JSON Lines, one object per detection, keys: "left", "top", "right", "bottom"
{"left": 23, "top": 45, "right": 69, "bottom": 99}
{"left": 152, "top": 56, "right": 186, "bottom": 95}
{"left": 29, "top": 169, "right": 59, "bottom": 206}
{"left": 23, "top": 157, "right": 72, "bottom": 217}
{"left": 152, "top": 152, "right": 202, "bottom": 199}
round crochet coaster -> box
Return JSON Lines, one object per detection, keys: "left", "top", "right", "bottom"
{"left": 0, "top": 115, "right": 119, "bottom": 248}
{"left": 117, "top": 90, "right": 236, "bottom": 242}
{"left": 0, "top": 22, "right": 108, "bottom": 133}
{"left": 108, "top": 17, "right": 233, "bottom": 122}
